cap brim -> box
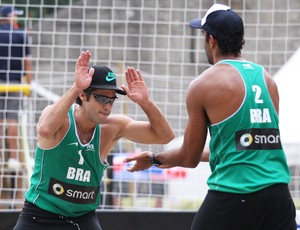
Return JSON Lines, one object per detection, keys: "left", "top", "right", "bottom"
{"left": 90, "top": 85, "right": 126, "bottom": 95}
{"left": 115, "top": 89, "right": 126, "bottom": 95}
{"left": 189, "top": 18, "right": 203, "bottom": 29}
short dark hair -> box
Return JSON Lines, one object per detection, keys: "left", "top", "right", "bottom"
{"left": 206, "top": 31, "right": 245, "bottom": 56}
{"left": 75, "top": 87, "right": 92, "bottom": 105}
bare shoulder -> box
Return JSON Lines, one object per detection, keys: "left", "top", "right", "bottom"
{"left": 188, "top": 67, "right": 213, "bottom": 92}
{"left": 106, "top": 114, "right": 133, "bottom": 125}
{"left": 188, "top": 64, "right": 235, "bottom": 96}
{"left": 99, "top": 115, "right": 135, "bottom": 156}
{"left": 103, "top": 114, "right": 133, "bottom": 136}
{"left": 188, "top": 64, "right": 245, "bottom": 124}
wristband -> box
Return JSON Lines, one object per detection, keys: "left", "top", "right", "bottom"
{"left": 148, "top": 152, "right": 162, "bottom": 166}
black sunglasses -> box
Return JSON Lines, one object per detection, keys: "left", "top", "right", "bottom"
{"left": 89, "top": 92, "right": 118, "bottom": 105}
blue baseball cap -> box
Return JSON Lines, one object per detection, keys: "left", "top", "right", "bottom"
{"left": 89, "top": 66, "right": 126, "bottom": 95}
{"left": 189, "top": 3, "right": 244, "bottom": 40}
{"left": 0, "top": 5, "right": 24, "bottom": 17}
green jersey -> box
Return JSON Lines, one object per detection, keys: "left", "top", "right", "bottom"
{"left": 207, "top": 60, "right": 290, "bottom": 194}
{"left": 26, "top": 104, "right": 108, "bottom": 217}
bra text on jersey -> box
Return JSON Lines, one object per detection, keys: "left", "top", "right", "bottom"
{"left": 250, "top": 108, "right": 271, "bottom": 123}
{"left": 66, "top": 167, "right": 91, "bottom": 182}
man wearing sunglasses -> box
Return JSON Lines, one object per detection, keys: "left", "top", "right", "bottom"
{"left": 13, "top": 50, "right": 175, "bottom": 230}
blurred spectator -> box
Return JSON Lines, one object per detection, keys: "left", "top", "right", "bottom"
{"left": 0, "top": 5, "right": 32, "bottom": 171}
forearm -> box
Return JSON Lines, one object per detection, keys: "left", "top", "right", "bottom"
{"left": 125, "top": 147, "right": 201, "bottom": 172}
{"left": 154, "top": 148, "right": 199, "bottom": 168}
{"left": 125, "top": 148, "right": 197, "bottom": 172}
{"left": 139, "top": 99, "right": 175, "bottom": 143}
{"left": 38, "top": 84, "right": 81, "bottom": 137}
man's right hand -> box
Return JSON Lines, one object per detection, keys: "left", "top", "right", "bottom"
{"left": 74, "top": 50, "right": 94, "bottom": 91}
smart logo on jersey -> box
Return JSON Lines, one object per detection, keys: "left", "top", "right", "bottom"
{"left": 48, "top": 178, "right": 99, "bottom": 204}
{"left": 52, "top": 183, "right": 64, "bottom": 195}
{"left": 239, "top": 133, "right": 253, "bottom": 147}
{"left": 235, "top": 128, "right": 282, "bottom": 150}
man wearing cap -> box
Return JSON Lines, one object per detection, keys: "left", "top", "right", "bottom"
{"left": 0, "top": 5, "right": 32, "bottom": 170}
{"left": 124, "top": 3, "right": 296, "bottom": 229}
{"left": 13, "top": 50, "right": 174, "bottom": 229}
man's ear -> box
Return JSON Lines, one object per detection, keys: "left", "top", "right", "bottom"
{"left": 79, "top": 91, "right": 86, "bottom": 101}
{"left": 209, "top": 35, "right": 217, "bottom": 48}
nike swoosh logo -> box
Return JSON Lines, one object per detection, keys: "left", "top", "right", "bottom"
{"left": 106, "top": 72, "right": 116, "bottom": 82}
{"left": 69, "top": 142, "right": 78, "bottom": 146}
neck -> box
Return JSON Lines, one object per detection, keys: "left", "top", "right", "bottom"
{"left": 74, "top": 106, "right": 94, "bottom": 144}
{"left": 214, "top": 54, "right": 244, "bottom": 64}
{"left": 76, "top": 121, "right": 94, "bottom": 144}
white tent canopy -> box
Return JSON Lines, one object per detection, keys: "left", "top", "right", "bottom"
{"left": 274, "top": 47, "right": 300, "bottom": 164}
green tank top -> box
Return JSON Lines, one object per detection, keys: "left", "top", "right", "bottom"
{"left": 25, "top": 104, "right": 108, "bottom": 217}
{"left": 207, "top": 60, "right": 290, "bottom": 193}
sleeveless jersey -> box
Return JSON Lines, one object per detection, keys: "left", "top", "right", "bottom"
{"left": 207, "top": 60, "right": 290, "bottom": 194}
{"left": 25, "top": 104, "right": 108, "bottom": 217}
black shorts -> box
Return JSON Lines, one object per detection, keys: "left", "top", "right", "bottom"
{"left": 13, "top": 201, "right": 102, "bottom": 230}
{"left": 191, "top": 184, "right": 297, "bottom": 230}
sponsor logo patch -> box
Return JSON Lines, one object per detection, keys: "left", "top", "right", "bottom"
{"left": 235, "top": 128, "right": 282, "bottom": 150}
{"left": 48, "top": 178, "right": 99, "bottom": 204}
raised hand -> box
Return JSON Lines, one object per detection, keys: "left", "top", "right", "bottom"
{"left": 74, "top": 50, "right": 94, "bottom": 90}
{"left": 121, "top": 67, "right": 149, "bottom": 104}
{"left": 123, "top": 151, "right": 153, "bottom": 172}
